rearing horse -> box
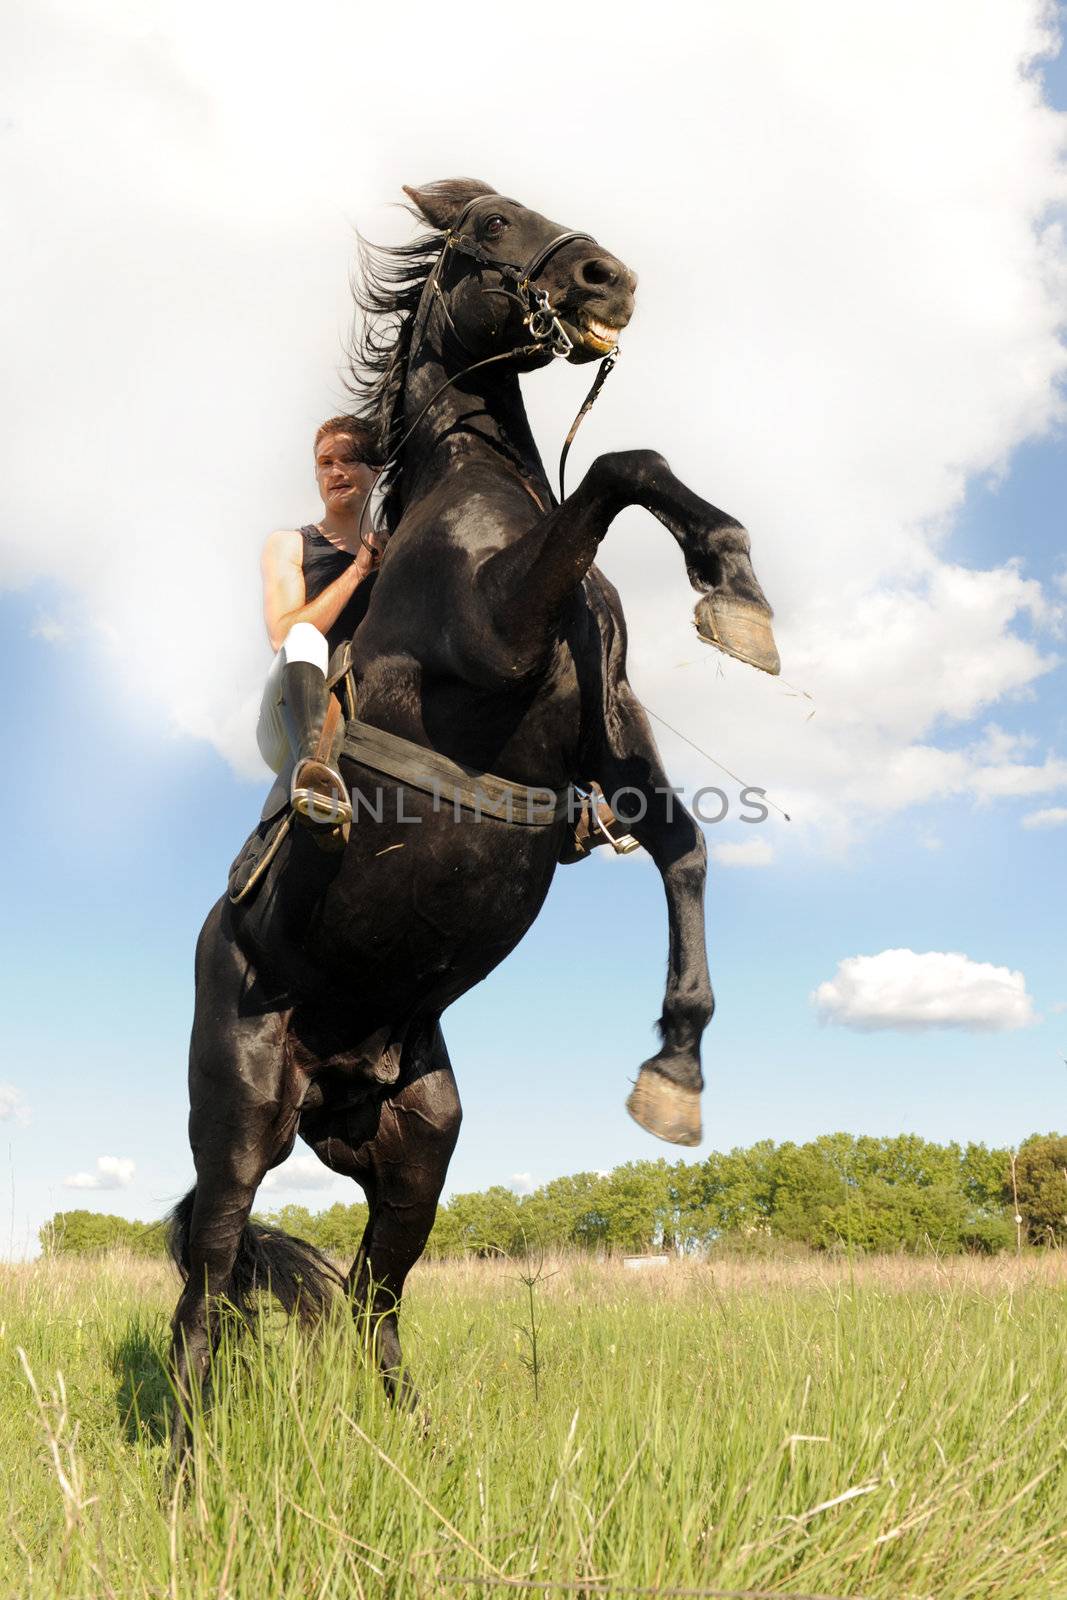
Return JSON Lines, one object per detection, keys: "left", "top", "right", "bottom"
{"left": 169, "top": 178, "right": 779, "bottom": 1447}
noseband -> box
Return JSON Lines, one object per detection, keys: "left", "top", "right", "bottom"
{"left": 434, "top": 203, "right": 598, "bottom": 358}
{"left": 358, "top": 203, "right": 620, "bottom": 550}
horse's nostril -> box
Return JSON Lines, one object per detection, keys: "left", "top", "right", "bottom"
{"left": 578, "top": 256, "right": 618, "bottom": 288}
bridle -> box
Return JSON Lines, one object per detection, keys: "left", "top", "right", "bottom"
{"left": 357, "top": 201, "right": 621, "bottom": 552}
{"left": 426, "top": 200, "right": 598, "bottom": 360}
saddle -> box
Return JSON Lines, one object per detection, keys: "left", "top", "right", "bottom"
{"left": 227, "top": 646, "right": 636, "bottom": 905}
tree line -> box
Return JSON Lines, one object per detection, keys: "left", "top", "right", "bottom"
{"left": 40, "top": 1132, "right": 1067, "bottom": 1259}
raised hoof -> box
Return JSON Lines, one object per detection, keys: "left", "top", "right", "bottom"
{"left": 694, "top": 596, "right": 780, "bottom": 676}
{"left": 626, "top": 1068, "right": 702, "bottom": 1147}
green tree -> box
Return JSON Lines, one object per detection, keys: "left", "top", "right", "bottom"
{"left": 813, "top": 1178, "right": 967, "bottom": 1253}
{"left": 437, "top": 1187, "right": 523, "bottom": 1256}
{"left": 424, "top": 1200, "right": 464, "bottom": 1258}
{"left": 855, "top": 1133, "right": 961, "bottom": 1189}
{"left": 959, "top": 1142, "right": 1011, "bottom": 1210}
{"left": 667, "top": 1160, "right": 714, "bottom": 1252}
{"left": 40, "top": 1211, "right": 167, "bottom": 1257}
{"left": 305, "top": 1201, "right": 369, "bottom": 1256}
{"left": 771, "top": 1138, "right": 858, "bottom": 1245}
{"left": 255, "top": 1203, "right": 316, "bottom": 1240}
{"left": 1012, "top": 1135, "right": 1067, "bottom": 1244}
{"left": 38, "top": 1132, "right": 1063, "bottom": 1264}
{"left": 599, "top": 1160, "right": 674, "bottom": 1253}
{"left": 518, "top": 1172, "right": 612, "bottom": 1252}
{"left": 689, "top": 1138, "right": 782, "bottom": 1236}
{"left": 957, "top": 1213, "right": 1014, "bottom": 1254}
{"left": 255, "top": 1201, "right": 370, "bottom": 1257}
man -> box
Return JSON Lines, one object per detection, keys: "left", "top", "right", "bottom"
{"left": 257, "top": 416, "right": 382, "bottom": 826}
{"left": 256, "top": 414, "right": 634, "bottom": 857}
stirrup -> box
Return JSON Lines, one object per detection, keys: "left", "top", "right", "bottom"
{"left": 291, "top": 759, "right": 353, "bottom": 827}
{"left": 590, "top": 800, "right": 640, "bottom": 855}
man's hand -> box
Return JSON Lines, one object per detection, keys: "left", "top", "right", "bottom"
{"left": 352, "top": 536, "right": 380, "bottom": 582}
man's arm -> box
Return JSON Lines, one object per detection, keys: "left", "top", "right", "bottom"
{"left": 261, "top": 529, "right": 377, "bottom": 651}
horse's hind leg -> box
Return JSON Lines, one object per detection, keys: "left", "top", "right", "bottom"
{"left": 170, "top": 900, "right": 297, "bottom": 1457}
{"left": 301, "top": 1019, "right": 461, "bottom": 1404}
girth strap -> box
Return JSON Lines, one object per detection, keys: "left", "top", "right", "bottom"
{"left": 342, "top": 718, "right": 572, "bottom": 826}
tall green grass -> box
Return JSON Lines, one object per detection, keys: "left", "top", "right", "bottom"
{"left": 2, "top": 1252, "right": 1065, "bottom": 1598}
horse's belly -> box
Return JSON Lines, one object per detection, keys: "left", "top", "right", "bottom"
{"left": 303, "top": 808, "right": 560, "bottom": 1011}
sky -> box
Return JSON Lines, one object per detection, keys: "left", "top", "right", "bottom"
{"left": 0, "top": 1, "right": 1065, "bottom": 1255}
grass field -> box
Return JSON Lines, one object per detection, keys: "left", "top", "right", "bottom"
{"left": 2, "top": 1250, "right": 1066, "bottom": 1599}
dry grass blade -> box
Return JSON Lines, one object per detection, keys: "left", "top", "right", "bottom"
{"left": 785, "top": 1482, "right": 881, "bottom": 1526}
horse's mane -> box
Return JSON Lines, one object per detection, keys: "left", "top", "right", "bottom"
{"left": 347, "top": 223, "right": 447, "bottom": 533}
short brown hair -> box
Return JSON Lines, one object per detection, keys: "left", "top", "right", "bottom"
{"left": 314, "top": 415, "right": 383, "bottom": 464}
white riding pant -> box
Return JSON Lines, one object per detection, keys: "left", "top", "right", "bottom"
{"left": 256, "top": 622, "right": 330, "bottom": 774}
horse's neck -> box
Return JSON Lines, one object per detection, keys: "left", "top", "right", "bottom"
{"left": 402, "top": 343, "right": 549, "bottom": 500}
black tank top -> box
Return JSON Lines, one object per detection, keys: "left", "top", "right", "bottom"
{"left": 299, "top": 524, "right": 375, "bottom": 658}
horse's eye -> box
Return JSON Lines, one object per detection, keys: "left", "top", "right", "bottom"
{"left": 483, "top": 216, "right": 507, "bottom": 240}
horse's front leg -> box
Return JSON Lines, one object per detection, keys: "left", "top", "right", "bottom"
{"left": 492, "top": 450, "right": 779, "bottom": 676}
{"left": 587, "top": 682, "right": 713, "bottom": 1148}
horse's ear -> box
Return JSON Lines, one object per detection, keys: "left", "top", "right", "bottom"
{"left": 401, "top": 179, "right": 499, "bottom": 232}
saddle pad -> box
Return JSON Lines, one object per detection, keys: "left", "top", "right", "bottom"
{"left": 228, "top": 810, "right": 292, "bottom": 905}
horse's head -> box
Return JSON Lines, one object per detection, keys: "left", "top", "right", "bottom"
{"left": 403, "top": 179, "right": 637, "bottom": 368}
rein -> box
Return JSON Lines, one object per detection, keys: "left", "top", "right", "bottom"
{"left": 358, "top": 209, "right": 619, "bottom": 550}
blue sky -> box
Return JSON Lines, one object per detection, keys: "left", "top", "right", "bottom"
{"left": 1, "top": 4, "right": 1065, "bottom": 1254}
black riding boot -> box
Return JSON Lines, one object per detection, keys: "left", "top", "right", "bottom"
{"left": 279, "top": 660, "right": 352, "bottom": 827}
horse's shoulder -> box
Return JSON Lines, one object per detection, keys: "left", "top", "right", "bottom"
{"left": 424, "top": 454, "right": 548, "bottom": 526}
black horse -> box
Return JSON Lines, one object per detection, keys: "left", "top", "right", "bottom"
{"left": 168, "top": 179, "right": 779, "bottom": 1447}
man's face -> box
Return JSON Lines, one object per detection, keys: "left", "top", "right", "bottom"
{"left": 314, "top": 432, "right": 378, "bottom": 513}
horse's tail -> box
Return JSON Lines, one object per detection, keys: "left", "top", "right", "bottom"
{"left": 167, "top": 1186, "right": 341, "bottom": 1328}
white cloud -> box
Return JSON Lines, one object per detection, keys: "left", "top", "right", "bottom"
{"left": 1022, "top": 806, "right": 1067, "bottom": 828}
{"left": 510, "top": 1172, "right": 536, "bottom": 1196}
{"left": 813, "top": 949, "right": 1037, "bottom": 1032}
{"left": 31, "top": 613, "right": 68, "bottom": 645}
{"left": 0, "top": 1, "right": 1063, "bottom": 842}
{"left": 261, "top": 1154, "right": 343, "bottom": 1193}
{"left": 0, "top": 1085, "right": 30, "bottom": 1126}
{"left": 64, "top": 1155, "right": 136, "bottom": 1190}
{"left": 711, "top": 837, "right": 776, "bottom": 868}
